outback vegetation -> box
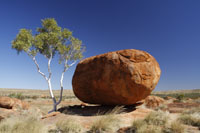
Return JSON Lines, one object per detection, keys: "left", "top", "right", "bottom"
{"left": 0, "top": 88, "right": 200, "bottom": 133}
{"left": 152, "top": 89, "right": 200, "bottom": 100}
{"left": 11, "top": 18, "right": 85, "bottom": 113}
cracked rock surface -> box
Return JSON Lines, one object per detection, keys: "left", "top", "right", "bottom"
{"left": 72, "top": 49, "right": 161, "bottom": 105}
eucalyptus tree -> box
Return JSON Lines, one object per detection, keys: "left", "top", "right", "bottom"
{"left": 12, "top": 18, "right": 84, "bottom": 113}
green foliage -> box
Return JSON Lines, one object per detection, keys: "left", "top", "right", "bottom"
{"left": 152, "top": 89, "right": 200, "bottom": 100}
{"left": 8, "top": 93, "right": 25, "bottom": 100}
{"left": 12, "top": 29, "right": 33, "bottom": 54}
{"left": 12, "top": 18, "right": 84, "bottom": 63}
{"left": 176, "top": 94, "right": 185, "bottom": 101}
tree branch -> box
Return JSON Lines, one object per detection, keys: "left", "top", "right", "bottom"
{"left": 60, "top": 60, "right": 68, "bottom": 87}
{"left": 28, "top": 51, "right": 54, "bottom": 99}
{"left": 32, "top": 56, "right": 48, "bottom": 81}
{"left": 68, "top": 61, "right": 77, "bottom": 67}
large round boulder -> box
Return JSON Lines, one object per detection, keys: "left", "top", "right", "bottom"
{"left": 72, "top": 49, "right": 161, "bottom": 105}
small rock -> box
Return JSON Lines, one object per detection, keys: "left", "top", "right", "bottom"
{"left": 117, "top": 127, "right": 133, "bottom": 133}
{"left": 0, "top": 96, "right": 29, "bottom": 110}
{"left": 145, "top": 96, "right": 165, "bottom": 108}
{"left": 41, "top": 112, "right": 60, "bottom": 119}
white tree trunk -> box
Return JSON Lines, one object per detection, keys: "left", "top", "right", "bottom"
{"left": 60, "top": 61, "right": 76, "bottom": 88}
{"left": 31, "top": 55, "right": 54, "bottom": 98}
{"left": 47, "top": 54, "right": 54, "bottom": 98}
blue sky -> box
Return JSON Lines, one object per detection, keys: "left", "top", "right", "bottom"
{"left": 0, "top": 0, "right": 200, "bottom": 91}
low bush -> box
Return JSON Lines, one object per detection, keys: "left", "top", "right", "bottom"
{"left": 153, "top": 92, "right": 200, "bottom": 100}
{"left": 53, "top": 119, "right": 82, "bottom": 133}
{"left": 88, "top": 115, "right": 119, "bottom": 133}
{"left": 179, "top": 113, "right": 200, "bottom": 128}
{"left": 144, "top": 110, "right": 168, "bottom": 126}
{"left": 130, "top": 110, "right": 185, "bottom": 133}
{"left": 178, "top": 107, "right": 200, "bottom": 128}
{"left": 8, "top": 93, "right": 25, "bottom": 100}
{"left": 131, "top": 120, "right": 162, "bottom": 133}
{"left": 163, "top": 121, "right": 185, "bottom": 133}
{"left": 0, "top": 113, "right": 47, "bottom": 133}
{"left": 88, "top": 106, "right": 123, "bottom": 133}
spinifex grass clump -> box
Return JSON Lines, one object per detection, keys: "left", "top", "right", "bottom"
{"left": 130, "top": 110, "right": 185, "bottom": 133}
{"left": 53, "top": 119, "right": 82, "bottom": 133}
{"left": 162, "top": 121, "right": 185, "bottom": 133}
{"left": 88, "top": 106, "right": 124, "bottom": 133}
{"left": 0, "top": 110, "right": 47, "bottom": 133}
{"left": 178, "top": 107, "right": 200, "bottom": 128}
{"left": 144, "top": 110, "right": 168, "bottom": 126}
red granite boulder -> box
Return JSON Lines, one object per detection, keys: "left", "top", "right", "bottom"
{"left": 72, "top": 49, "right": 161, "bottom": 105}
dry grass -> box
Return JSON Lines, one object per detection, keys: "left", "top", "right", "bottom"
{"left": 1, "top": 88, "right": 199, "bottom": 132}
{"left": 88, "top": 106, "right": 123, "bottom": 133}
{"left": 163, "top": 121, "right": 185, "bottom": 133}
{"left": 0, "top": 109, "right": 47, "bottom": 133}
{"left": 52, "top": 118, "right": 82, "bottom": 133}
{"left": 144, "top": 110, "right": 168, "bottom": 126}
{"left": 130, "top": 110, "right": 185, "bottom": 133}
{"left": 178, "top": 107, "right": 200, "bottom": 128}
{"left": 0, "top": 88, "right": 76, "bottom": 100}
{"left": 131, "top": 119, "right": 162, "bottom": 133}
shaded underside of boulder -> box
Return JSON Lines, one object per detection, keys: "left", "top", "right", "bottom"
{"left": 72, "top": 49, "right": 161, "bottom": 105}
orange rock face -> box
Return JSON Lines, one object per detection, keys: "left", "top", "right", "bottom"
{"left": 72, "top": 49, "right": 161, "bottom": 105}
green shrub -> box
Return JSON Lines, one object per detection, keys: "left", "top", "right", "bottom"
{"left": 152, "top": 92, "right": 200, "bottom": 100}
{"left": 8, "top": 93, "right": 25, "bottom": 100}
{"left": 176, "top": 94, "right": 185, "bottom": 101}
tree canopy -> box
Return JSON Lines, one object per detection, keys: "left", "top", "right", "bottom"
{"left": 12, "top": 18, "right": 84, "bottom": 65}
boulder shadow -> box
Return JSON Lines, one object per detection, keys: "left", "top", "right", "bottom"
{"left": 58, "top": 103, "right": 142, "bottom": 116}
